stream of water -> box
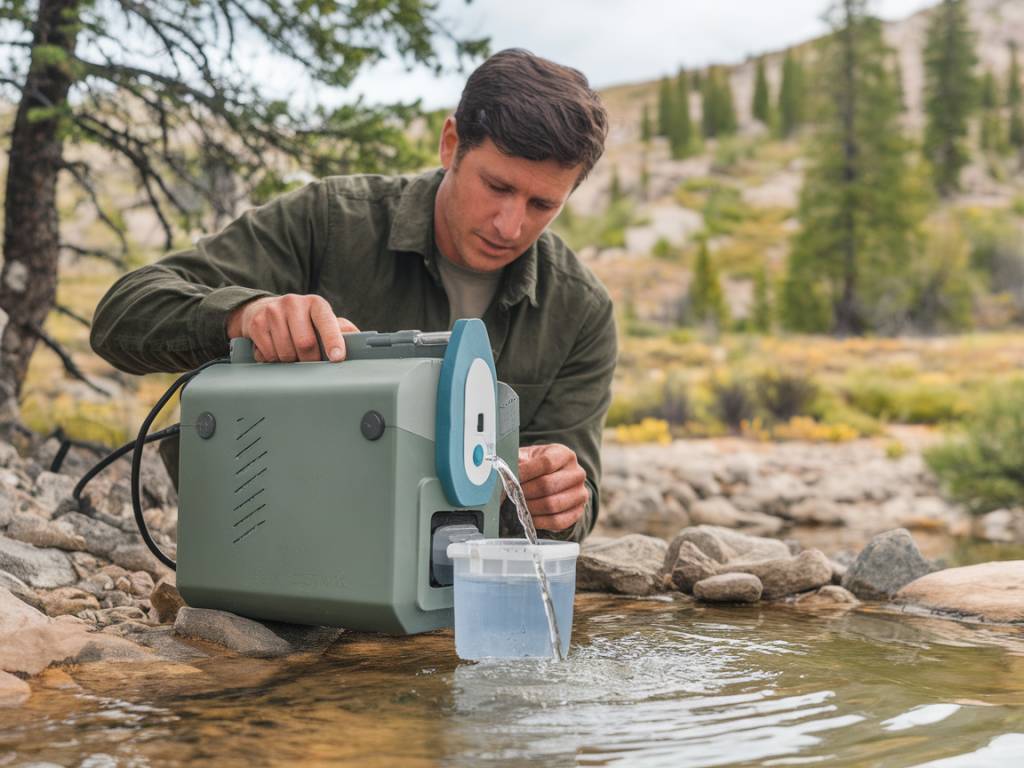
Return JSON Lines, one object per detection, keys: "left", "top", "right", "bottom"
{"left": 490, "top": 455, "right": 565, "bottom": 662}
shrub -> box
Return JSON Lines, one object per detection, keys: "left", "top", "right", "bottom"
{"left": 926, "top": 381, "right": 1024, "bottom": 514}
{"left": 711, "top": 379, "right": 756, "bottom": 432}
{"left": 756, "top": 370, "right": 818, "bottom": 421}
{"left": 614, "top": 418, "right": 672, "bottom": 445}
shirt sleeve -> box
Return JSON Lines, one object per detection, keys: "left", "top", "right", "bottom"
{"left": 90, "top": 181, "right": 330, "bottom": 374}
{"left": 519, "top": 291, "right": 618, "bottom": 543}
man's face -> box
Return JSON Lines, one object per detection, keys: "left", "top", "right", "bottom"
{"left": 434, "top": 116, "right": 582, "bottom": 272}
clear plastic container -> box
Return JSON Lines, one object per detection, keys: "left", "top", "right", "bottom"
{"left": 446, "top": 538, "right": 579, "bottom": 660}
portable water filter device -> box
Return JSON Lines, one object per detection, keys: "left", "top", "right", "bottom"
{"left": 170, "top": 318, "right": 518, "bottom": 634}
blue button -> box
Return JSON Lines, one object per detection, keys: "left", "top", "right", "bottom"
{"left": 472, "top": 444, "right": 484, "bottom": 467}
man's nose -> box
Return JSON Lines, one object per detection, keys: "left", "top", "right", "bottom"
{"left": 493, "top": 199, "right": 524, "bottom": 242}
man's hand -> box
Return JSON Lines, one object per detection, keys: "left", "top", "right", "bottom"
{"left": 226, "top": 294, "right": 359, "bottom": 363}
{"left": 518, "top": 443, "right": 588, "bottom": 533}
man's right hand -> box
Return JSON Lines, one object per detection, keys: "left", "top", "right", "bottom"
{"left": 226, "top": 294, "right": 360, "bottom": 363}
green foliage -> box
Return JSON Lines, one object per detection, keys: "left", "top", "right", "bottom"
{"left": 1008, "top": 42, "right": 1024, "bottom": 148}
{"left": 756, "top": 370, "right": 818, "bottom": 421}
{"left": 778, "top": 50, "right": 805, "bottom": 138}
{"left": 702, "top": 183, "right": 749, "bottom": 235}
{"left": 641, "top": 103, "right": 653, "bottom": 143}
{"left": 787, "top": 1, "right": 925, "bottom": 335}
{"left": 844, "top": 375, "right": 966, "bottom": 424}
{"left": 751, "top": 267, "right": 773, "bottom": 332}
{"left": 687, "top": 239, "right": 730, "bottom": 329}
{"left": 904, "top": 217, "right": 976, "bottom": 332}
{"left": 701, "top": 66, "right": 737, "bottom": 139}
{"left": 926, "top": 380, "right": 1024, "bottom": 514}
{"left": 551, "top": 199, "right": 635, "bottom": 251}
{"left": 923, "top": 0, "right": 978, "bottom": 195}
{"left": 657, "top": 76, "right": 673, "bottom": 137}
{"left": 670, "top": 69, "right": 694, "bottom": 158}
{"left": 752, "top": 57, "right": 773, "bottom": 126}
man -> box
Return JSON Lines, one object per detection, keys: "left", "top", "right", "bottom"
{"left": 91, "top": 48, "right": 616, "bottom": 542}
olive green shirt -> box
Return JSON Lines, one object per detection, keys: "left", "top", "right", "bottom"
{"left": 90, "top": 168, "right": 617, "bottom": 542}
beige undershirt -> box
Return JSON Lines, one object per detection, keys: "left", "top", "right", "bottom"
{"left": 435, "top": 252, "right": 504, "bottom": 328}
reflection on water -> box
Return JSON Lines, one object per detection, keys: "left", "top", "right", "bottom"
{"left": 2, "top": 595, "right": 1024, "bottom": 767}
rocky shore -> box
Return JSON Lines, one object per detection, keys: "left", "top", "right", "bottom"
{"left": 1, "top": 428, "right": 1022, "bottom": 709}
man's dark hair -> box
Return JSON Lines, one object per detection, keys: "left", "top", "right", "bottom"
{"left": 453, "top": 49, "right": 608, "bottom": 183}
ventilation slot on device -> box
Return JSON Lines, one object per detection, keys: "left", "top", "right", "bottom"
{"left": 232, "top": 415, "right": 268, "bottom": 544}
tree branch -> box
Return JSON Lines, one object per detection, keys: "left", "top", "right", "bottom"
{"left": 54, "top": 304, "right": 92, "bottom": 328}
{"left": 22, "top": 324, "right": 111, "bottom": 397}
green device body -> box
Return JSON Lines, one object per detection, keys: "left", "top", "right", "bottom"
{"left": 175, "top": 326, "right": 519, "bottom": 634}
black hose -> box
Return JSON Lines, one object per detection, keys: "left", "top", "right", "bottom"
{"left": 72, "top": 425, "right": 181, "bottom": 501}
{"left": 129, "top": 358, "right": 228, "bottom": 570}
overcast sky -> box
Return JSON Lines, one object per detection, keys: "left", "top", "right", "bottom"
{"left": 333, "top": 0, "right": 938, "bottom": 110}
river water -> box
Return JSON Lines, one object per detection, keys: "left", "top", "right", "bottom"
{"left": 3, "top": 592, "right": 1024, "bottom": 767}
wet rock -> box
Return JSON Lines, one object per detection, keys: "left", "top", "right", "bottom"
{"left": 576, "top": 534, "right": 668, "bottom": 595}
{"left": 721, "top": 549, "right": 833, "bottom": 599}
{"left": 830, "top": 559, "right": 848, "bottom": 585}
{"left": 688, "top": 497, "right": 783, "bottom": 536}
{"left": 174, "top": 607, "right": 294, "bottom": 657}
{"left": 664, "top": 540, "right": 719, "bottom": 593}
{"left": 786, "top": 497, "right": 846, "bottom": 526}
{"left": 0, "top": 587, "right": 152, "bottom": 675}
{"left": 55, "top": 512, "right": 130, "bottom": 558}
{"left": 795, "top": 585, "right": 859, "bottom": 608}
{"left": 132, "top": 626, "right": 210, "bottom": 663}
{"left": 6, "top": 513, "right": 87, "bottom": 551}
{"left": 974, "top": 509, "right": 1024, "bottom": 544}
{"left": 693, "top": 573, "right": 762, "bottom": 603}
{"left": 0, "top": 670, "right": 30, "bottom": 708}
{"left": 0, "top": 535, "right": 76, "bottom": 588}
{"left": 895, "top": 561, "right": 1024, "bottom": 624}
{"left": 842, "top": 528, "right": 934, "bottom": 600}
{"left": 38, "top": 587, "right": 101, "bottom": 617}
{"left": 150, "top": 576, "right": 186, "bottom": 624}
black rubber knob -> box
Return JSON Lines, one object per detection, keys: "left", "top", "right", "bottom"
{"left": 196, "top": 411, "right": 216, "bottom": 439}
{"left": 360, "top": 411, "right": 386, "bottom": 441}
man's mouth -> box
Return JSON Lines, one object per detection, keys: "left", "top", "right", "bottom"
{"left": 477, "top": 233, "right": 515, "bottom": 252}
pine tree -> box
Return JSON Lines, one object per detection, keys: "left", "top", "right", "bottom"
{"left": 701, "top": 67, "right": 737, "bottom": 138}
{"left": 609, "top": 166, "right": 623, "bottom": 204}
{"left": 752, "top": 267, "right": 773, "bottom": 333}
{"left": 641, "top": 104, "right": 653, "bottom": 143}
{"left": 778, "top": 50, "right": 805, "bottom": 137}
{"left": 670, "top": 69, "right": 693, "bottom": 157}
{"left": 752, "top": 57, "right": 773, "bottom": 126}
{"left": 689, "top": 239, "right": 730, "bottom": 329}
{"left": 785, "top": 0, "right": 924, "bottom": 335}
{"left": 657, "top": 76, "right": 674, "bottom": 137}
{"left": 923, "top": 0, "right": 978, "bottom": 196}
{"left": 701, "top": 68, "right": 718, "bottom": 137}
{"left": 979, "top": 70, "right": 1006, "bottom": 152}
{"left": 1009, "top": 42, "right": 1024, "bottom": 149}
{"left": 719, "top": 69, "right": 738, "bottom": 135}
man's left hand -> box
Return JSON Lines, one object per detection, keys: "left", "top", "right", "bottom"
{"left": 518, "top": 444, "right": 588, "bottom": 533}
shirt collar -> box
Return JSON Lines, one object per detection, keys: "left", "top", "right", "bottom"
{"left": 387, "top": 167, "right": 539, "bottom": 310}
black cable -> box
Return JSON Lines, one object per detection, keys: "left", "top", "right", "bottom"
{"left": 72, "top": 424, "right": 181, "bottom": 501}
{"left": 130, "top": 357, "right": 228, "bottom": 570}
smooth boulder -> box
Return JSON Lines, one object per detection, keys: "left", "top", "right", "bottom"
{"left": 895, "top": 561, "right": 1024, "bottom": 624}
{"left": 693, "top": 573, "right": 762, "bottom": 603}
{"left": 720, "top": 549, "right": 833, "bottom": 599}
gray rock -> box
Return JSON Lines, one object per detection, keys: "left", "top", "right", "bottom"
{"left": 33, "top": 472, "right": 77, "bottom": 510}
{"left": 672, "top": 525, "right": 792, "bottom": 564}
{"left": 110, "top": 543, "right": 173, "bottom": 579}
{"left": 56, "top": 512, "right": 131, "bottom": 558}
{"left": 664, "top": 540, "right": 719, "bottom": 593}
{"left": 720, "top": 549, "right": 833, "bottom": 599}
{"left": 665, "top": 482, "right": 699, "bottom": 510}
{"left": 0, "top": 486, "right": 13, "bottom": 527}
{"left": 687, "top": 498, "right": 784, "bottom": 536}
{"left": 0, "top": 568, "right": 44, "bottom": 610}
{"left": 718, "top": 454, "right": 759, "bottom": 486}
{"left": 745, "top": 474, "right": 810, "bottom": 517}
{"left": 174, "top": 607, "right": 294, "bottom": 657}
{"left": 693, "top": 573, "right": 762, "bottom": 603}
{"left": 672, "top": 464, "right": 721, "bottom": 498}
{"left": 6, "top": 513, "right": 87, "bottom": 551}
{"left": 0, "top": 443, "right": 18, "bottom": 469}
{"left": 786, "top": 497, "right": 847, "bottom": 526}
{"left": 101, "top": 590, "right": 133, "bottom": 609}
{"left": 0, "top": 535, "right": 76, "bottom": 588}
{"left": 576, "top": 534, "right": 668, "bottom": 596}
{"left": 37, "top": 587, "right": 101, "bottom": 616}
{"left": 842, "top": 528, "right": 935, "bottom": 600}
{"left": 974, "top": 508, "right": 1024, "bottom": 544}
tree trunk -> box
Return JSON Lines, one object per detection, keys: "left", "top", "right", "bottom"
{"left": 0, "top": 0, "right": 82, "bottom": 418}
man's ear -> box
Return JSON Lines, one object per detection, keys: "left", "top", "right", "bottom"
{"left": 439, "top": 115, "right": 459, "bottom": 170}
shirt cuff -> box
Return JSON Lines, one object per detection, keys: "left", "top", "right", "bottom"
{"left": 194, "top": 286, "right": 276, "bottom": 351}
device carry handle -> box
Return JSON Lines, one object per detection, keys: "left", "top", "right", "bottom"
{"left": 228, "top": 329, "right": 452, "bottom": 363}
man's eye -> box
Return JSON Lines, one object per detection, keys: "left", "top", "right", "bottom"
{"left": 488, "top": 182, "right": 509, "bottom": 193}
